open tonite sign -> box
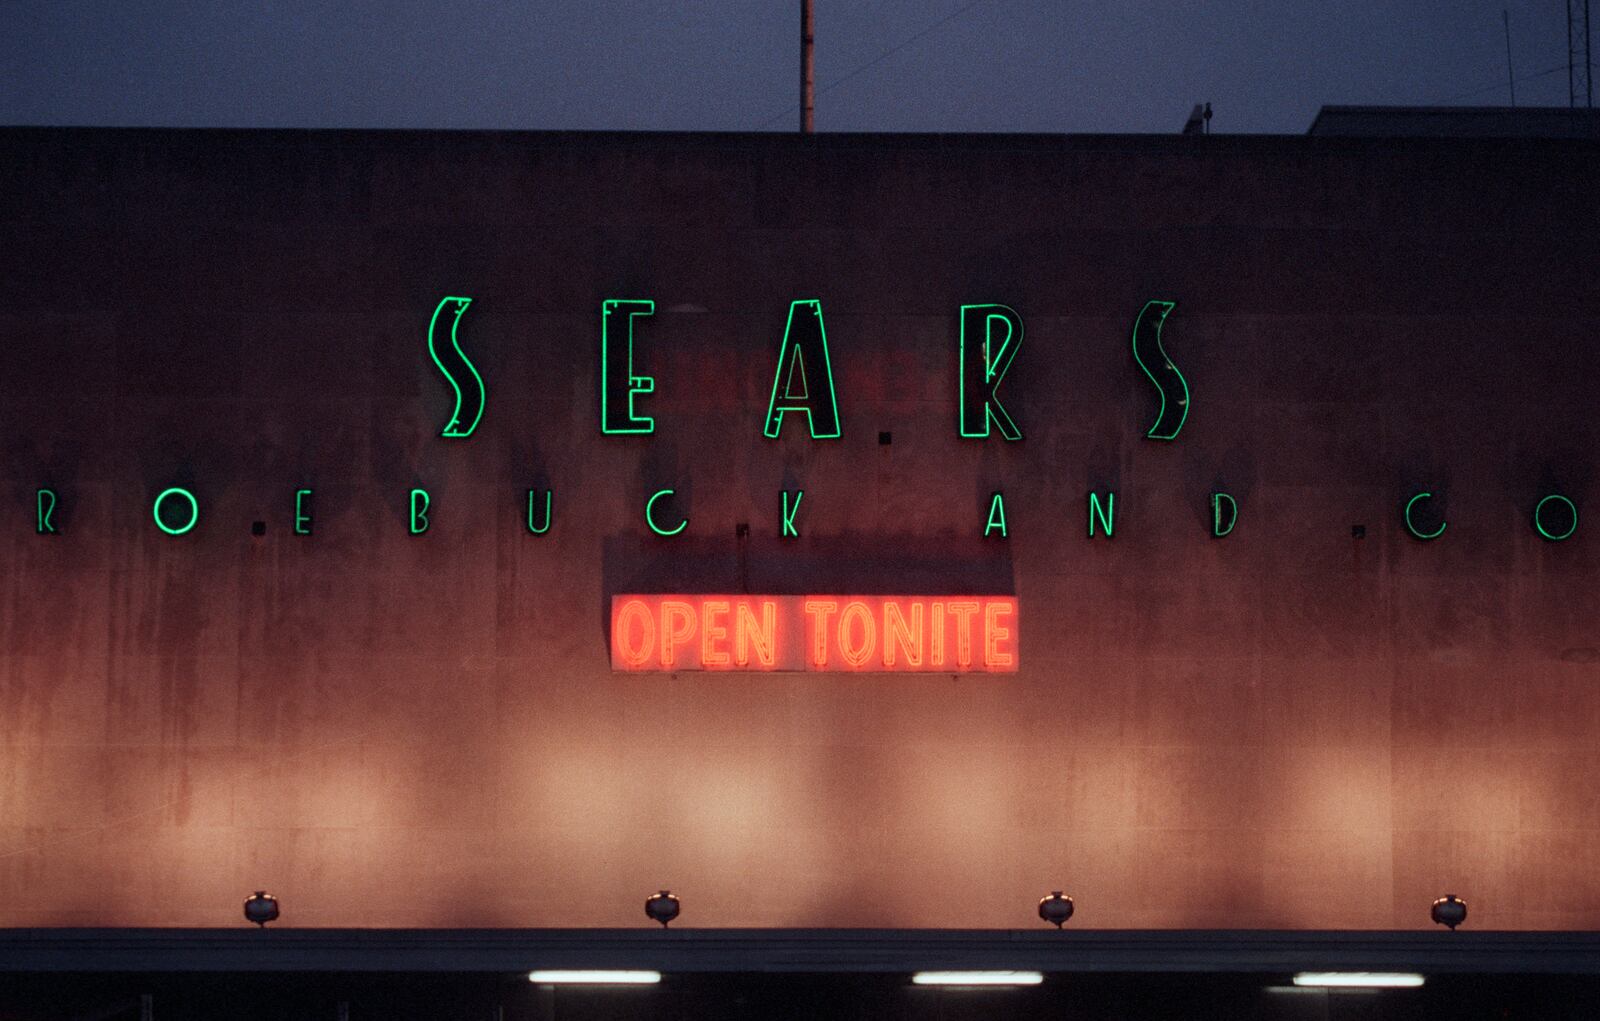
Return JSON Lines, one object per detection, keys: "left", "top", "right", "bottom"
{"left": 609, "top": 595, "right": 1018, "bottom": 673}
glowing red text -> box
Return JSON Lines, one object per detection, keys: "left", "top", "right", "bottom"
{"left": 609, "top": 594, "right": 1017, "bottom": 673}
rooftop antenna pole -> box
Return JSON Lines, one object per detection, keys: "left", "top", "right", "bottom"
{"left": 1503, "top": 9, "right": 1516, "bottom": 106}
{"left": 1570, "top": 0, "right": 1593, "bottom": 108}
{"left": 801, "top": 0, "right": 815, "bottom": 133}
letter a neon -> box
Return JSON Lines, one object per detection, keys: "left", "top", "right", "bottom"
{"left": 985, "top": 492, "right": 1008, "bottom": 537}
{"left": 763, "top": 300, "right": 841, "bottom": 439}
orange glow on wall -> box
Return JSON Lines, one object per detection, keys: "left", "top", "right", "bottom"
{"left": 609, "top": 595, "right": 1019, "bottom": 673}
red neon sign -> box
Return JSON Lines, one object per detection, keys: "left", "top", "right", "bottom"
{"left": 609, "top": 595, "right": 1018, "bottom": 673}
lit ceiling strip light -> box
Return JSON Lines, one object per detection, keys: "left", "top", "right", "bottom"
{"left": 911, "top": 971, "right": 1044, "bottom": 986}
{"left": 528, "top": 970, "right": 662, "bottom": 985}
{"left": 1293, "top": 972, "right": 1425, "bottom": 988}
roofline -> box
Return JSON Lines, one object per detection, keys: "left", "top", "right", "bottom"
{"left": 3, "top": 928, "right": 1599, "bottom": 975}
{"left": 1306, "top": 103, "right": 1600, "bottom": 135}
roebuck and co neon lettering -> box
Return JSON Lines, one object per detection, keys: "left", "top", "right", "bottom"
{"left": 1211, "top": 492, "right": 1237, "bottom": 537}
{"left": 1089, "top": 491, "right": 1115, "bottom": 538}
{"left": 153, "top": 487, "right": 199, "bottom": 536}
{"left": 646, "top": 489, "right": 687, "bottom": 536}
{"left": 526, "top": 489, "right": 553, "bottom": 534}
{"left": 409, "top": 488, "right": 431, "bottom": 535}
{"left": 781, "top": 490, "right": 803, "bottom": 538}
{"left": 1404, "top": 491, "right": 1445, "bottom": 540}
{"left": 35, "top": 488, "right": 58, "bottom": 534}
{"left": 1534, "top": 494, "right": 1577, "bottom": 541}
{"left": 294, "top": 489, "right": 313, "bottom": 536}
{"left": 985, "top": 492, "right": 1008, "bottom": 537}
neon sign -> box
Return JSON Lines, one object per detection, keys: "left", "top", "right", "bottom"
{"left": 72, "top": 484, "right": 1569, "bottom": 542}
{"left": 294, "top": 489, "right": 313, "bottom": 536}
{"left": 645, "top": 489, "right": 687, "bottom": 536}
{"left": 609, "top": 595, "right": 1018, "bottom": 673}
{"left": 1131, "top": 300, "right": 1189, "bottom": 440}
{"left": 1404, "top": 491, "right": 1445, "bottom": 540}
{"left": 35, "top": 488, "right": 58, "bottom": 535}
{"left": 409, "top": 488, "right": 431, "bottom": 535}
{"left": 526, "top": 489, "right": 553, "bottom": 534}
{"left": 959, "top": 304, "right": 1024, "bottom": 440}
{"left": 427, "top": 296, "right": 485, "bottom": 438}
{"left": 599, "top": 299, "right": 656, "bottom": 434}
{"left": 17, "top": 296, "right": 1581, "bottom": 546}
{"left": 781, "top": 490, "right": 803, "bottom": 538}
{"left": 1088, "top": 491, "right": 1115, "bottom": 538}
{"left": 1534, "top": 494, "right": 1577, "bottom": 541}
{"left": 152, "top": 487, "right": 199, "bottom": 536}
{"left": 1211, "top": 492, "right": 1237, "bottom": 537}
{"left": 763, "top": 300, "right": 841, "bottom": 439}
{"left": 985, "top": 493, "right": 1007, "bottom": 537}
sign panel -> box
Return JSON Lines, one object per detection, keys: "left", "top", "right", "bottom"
{"left": 609, "top": 595, "right": 1019, "bottom": 673}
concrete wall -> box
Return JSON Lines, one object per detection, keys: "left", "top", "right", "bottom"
{"left": 0, "top": 127, "right": 1597, "bottom": 929}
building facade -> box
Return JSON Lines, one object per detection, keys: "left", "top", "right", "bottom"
{"left": 1, "top": 126, "right": 1597, "bottom": 934}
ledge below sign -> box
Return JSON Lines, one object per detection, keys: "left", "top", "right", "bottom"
{"left": 609, "top": 595, "right": 1018, "bottom": 673}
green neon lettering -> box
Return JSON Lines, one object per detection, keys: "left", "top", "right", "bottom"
{"left": 781, "top": 489, "right": 803, "bottom": 538}
{"left": 985, "top": 492, "right": 1008, "bottom": 537}
{"left": 1088, "top": 491, "right": 1115, "bottom": 538}
{"left": 1534, "top": 494, "right": 1578, "bottom": 541}
{"left": 959, "top": 304, "right": 1023, "bottom": 440}
{"left": 1404, "top": 491, "right": 1445, "bottom": 540}
{"left": 600, "top": 299, "right": 656, "bottom": 434}
{"left": 409, "top": 488, "right": 431, "bottom": 535}
{"left": 1131, "top": 300, "right": 1189, "bottom": 441}
{"left": 153, "top": 487, "right": 199, "bottom": 536}
{"left": 293, "top": 489, "right": 313, "bottom": 536}
{"left": 527, "top": 488, "right": 553, "bottom": 535}
{"left": 1211, "top": 492, "right": 1237, "bottom": 537}
{"left": 646, "top": 488, "right": 687, "bottom": 536}
{"left": 427, "top": 296, "right": 485, "bottom": 438}
{"left": 35, "top": 488, "right": 58, "bottom": 534}
{"left": 763, "top": 299, "right": 841, "bottom": 439}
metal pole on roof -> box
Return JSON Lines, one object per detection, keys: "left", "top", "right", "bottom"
{"left": 1504, "top": 9, "right": 1517, "bottom": 106}
{"left": 1570, "top": 0, "right": 1594, "bottom": 107}
{"left": 801, "top": 0, "right": 816, "bottom": 132}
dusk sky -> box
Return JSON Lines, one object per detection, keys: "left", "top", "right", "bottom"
{"left": 0, "top": 1, "right": 1586, "bottom": 134}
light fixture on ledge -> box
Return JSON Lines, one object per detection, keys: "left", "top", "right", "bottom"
{"left": 243, "top": 890, "right": 279, "bottom": 927}
{"left": 1431, "top": 894, "right": 1467, "bottom": 930}
{"left": 1037, "top": 890, "right": 1074, "bottom": 928}
{"left": 645, "top": 889, "right": 680, "bottom": 928}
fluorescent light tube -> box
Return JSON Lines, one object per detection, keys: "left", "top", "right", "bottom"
{"left": 528, "top": 970, "right": 661, "bottom": 985}
{"left": 1293, "top": 972, "right": 1424, "bottom": 989}
{"left": 912, "top": 971, "right": 1044, "bottom": 986}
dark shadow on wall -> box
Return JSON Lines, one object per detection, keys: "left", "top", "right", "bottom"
{"left": 1183, "top": 444, "right": 1257, "bottom": 535}
{"left": 599, "top": 533, "right": 1016, "bottom": 645}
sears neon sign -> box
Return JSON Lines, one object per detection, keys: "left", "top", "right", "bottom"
{"left": 26, "top": 295, "right": 1582, "bottom": 550}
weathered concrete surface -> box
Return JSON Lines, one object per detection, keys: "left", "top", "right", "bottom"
{"left": 0, "top": 128, "right": 1596, "bottom": 929}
